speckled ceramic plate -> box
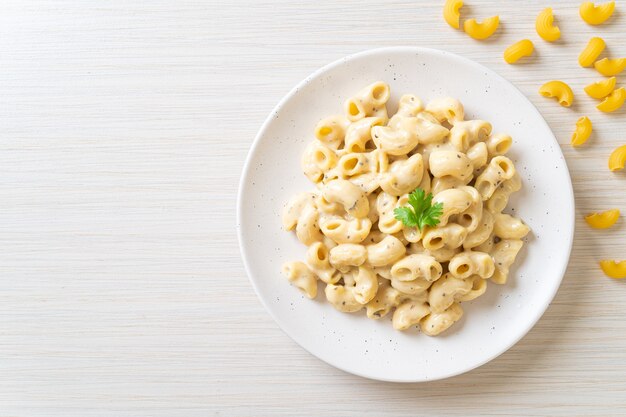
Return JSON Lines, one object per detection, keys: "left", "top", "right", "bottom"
{"left": 237, "top": 47, "right": 575, "bottom": 382}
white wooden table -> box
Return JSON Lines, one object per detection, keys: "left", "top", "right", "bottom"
{"left": 1, "top": 0, "right": 625, "bottom": 415}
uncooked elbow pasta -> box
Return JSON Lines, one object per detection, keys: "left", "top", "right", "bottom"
{"left": 608, "top": 144, "right": 626, "bottom": 172}
{"left": 503, "top": 39, "right": 534, "bottom": 64}
{"left": 463, "top": 16, "right": 499, "bottom": 40}
{"left": 579, "top": 1, "right": 615, "bottom": 25}
{"left": 585, "top": 209, "right": 620, "bottom": 229}
{"left": 539, "top": 81, "right": 574, "bottom": 107}
{"left": 578, "top": 37, "right": 605, "bottom": 68}
{"left": 584, "top": 77, "right": 616, "bottom": 99}
{"left": 597, "top": 88, "right": 625, "bottom": 113}
{"left": 594, "top": 58, "right": 626, "bottom": 77}
{"left": 536, "top": 8, "right": 560, "bottom": 42}
{"left": 443, "top": 0, "right": 463, "bottom": 29}
{"left": 281, "top": 82, "right": 528, "bottom": 336}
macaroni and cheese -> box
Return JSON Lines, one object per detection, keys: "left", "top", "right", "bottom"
{"left": 281, "top": 82, "right": 529, "bottom": 336}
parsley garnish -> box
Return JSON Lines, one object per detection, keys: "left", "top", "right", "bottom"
{"left": 393, "top": 188, "right": 443, "bottom": 231}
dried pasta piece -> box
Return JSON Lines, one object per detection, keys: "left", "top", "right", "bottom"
{"left": 599, "top": 260, "right": 626, "bottom": 279}
{"left": 464, "top": 16, "right": 499, "bottom": 40}
{"left": 608, "top": 144, "right": 626, "bottom": 171}
{"left": 536, "top": 8, "right": 560, "bottom": 42}
{"left": 578, "top": 37, "right": 605, "bottom": 67}
{"left": 597, "top": 87, "right": 625, "bottom": 113}
{"left": 539, "top": 81, "right": 573, "bottom": 107}
{"left": 584, "top": 77, "right": 616, "bottom": 99}
{"left": 594, "top": 58, "right": 626, "bottom": 77}
{"left": 571, "top": 116, "right": 592, "bottom": 147}
{"left": 585, "top": 209, "right": 620, "bottom": 229}
{"left": 503, "top": 39, "right": 534, "bottom": 64}
{"left": 580, "top": 1, "right": 615, "bottom": 25}
{"left": 443, "top": 0, "right": 463, "bottom": 29}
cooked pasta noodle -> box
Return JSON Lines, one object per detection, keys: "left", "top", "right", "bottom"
{"left": 282, "top": 83, "right": 527, "bottom": 335}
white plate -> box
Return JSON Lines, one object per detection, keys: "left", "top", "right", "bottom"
{"left": 237, "top": 47, "right": 574, "bottom": 382}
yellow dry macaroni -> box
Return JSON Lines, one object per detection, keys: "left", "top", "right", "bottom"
{"left": 594, "top": 58, "right": 626, "bottom": 76}
{"left": 443, "top": 0, "right": 463, "bottom": 29}
{"left": 281, "top": 82, "right": 528, "bottom": 336}
{"left": 585, "top": 209, "right": 620, "bottom": 229}
{"left": 503, "top": 39, "right": 534, "bottom": 64}
{"left": 599, "top": 260, "right": 626, "bottom": 279}
{"left": 571, "top": 116, "right": 592, "bottom": 147}
{"left": 597, "top": 87, "right": 625, "bottom": 113}
{"left": 578, "top": 37, "right": 605, "bottom": 67}
{"left": 584, "top": 77, "right": 616, "bottom": 99}
{"left": 536, "top": 8, "right": 560, "bottom": 42}
{"left": 463, "top": 16, "right": 499, "bottom": 40}
{"left": 608, "top": 144, "right": 626, "bottom": 172}
{"left": 579, "top": 1, "right": 615, "bottom": 25}
{"left": 539, "top": 81, "right": 574, "bottom": 107}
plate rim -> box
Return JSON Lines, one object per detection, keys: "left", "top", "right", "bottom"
{"left": 236, "top": 46, "right": 576, "bottom": 382}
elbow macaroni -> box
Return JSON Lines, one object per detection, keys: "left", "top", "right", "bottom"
{"left": 391, "top": 253, "right": 443, "bottom": 282}
{"left": 307, "top": 242, "right": 339, "bottom": 284}
{"left": 392, "top": 301, "right": 430, "bottom": 331}
{"left": 474, "top": 156, "right": 516, "bottom": 200}
{"left": 584, "top": 77, "right": 616, "bottom": 99}
{"left": 422, "top": 223, "right": 468, "bottom": 251}
{"left": 319, "top": 215, "right": 372, "bottom": 244}
{"left": 379, "top": 154, "right": 424, "bottom": 196}
{"left": 464, "top": 209, "right": 494, "bottom": 249}
{"left": 432, "top": 188, "right": 474, "bottom": 226}
{"left": 301, "top": 141, "right": 338, "bottom": 184}
{"left": 282, "top": 192, "right": 316, "bottom": 231}
{"left": 366, "top": 279, "right": 402, "bottom": 319}
{"left": 329, "top": 243, "right": 367, "bottom": 267}
{"left": 443, "top": 0, "right": 463, "bottom": 29}
{"left": 597, "top": 87, "right": 625, "bottom": 113}
{"left": 282, "top": 83, "right": 527, "bottom": 336}
{"left": 599, "top": 260, "right": 626, "bottom": 279}
{"left": 344, "top": 82, "right": 390, "bottom": 122}
{"left": 490, "top": 239, "right": 524, "bottom": 284}
{"left": 396, "top": 94, "right": 424, "bottom": 117}
{"left": 450, "top": 120, "right": 492, "bottom": 151}
{"left": 466, "top": 142, "right": 488, "bottom": 172}
{"left": 429, "top": 151, "right": 473, "bottom": 182}
{"left": 344, "top": 117, "right": 385, "bottom": 153}
{"left": 539, "top": 81, "right": 574, "bottom": 107}
{"left": 321, "top": 179, "right": 369, "bottom": 218}
{"left": 571, "top": 116, "right": 592, "bottom": 147}
{"left": 503, "top": 39, "right": 534, "bottom": 64}
{"left": 282, "top": 261, "right": 318, "bottom": 299}
{"left": 463, "top": 16, "right": 499, "bottom": 40}
{"left": 428, "top": 273, "right": 472, "bottom": 313}
{"left": 580, "top": 1, "right": 615, "bottom": 25}
{"left": 579, "top": 37, "right": 606, "bottom": 67}
{"left": 315, "top": 115, "right": 350, "bottom": 150}
{"left": 486, "top": 172, "right": 521, "bottom": 213}
{"left": 493, "top": 213, "right": 531, "bottom": 239}
{"left": 486, "top": 133, "right": 512, "bottom": 158}
{"left": 425, "top": 97, "right": 464, "bottom": 125}
{"left": 594, "top": 58, "right": 626, "bottom": 77}
{"left": 420, "top": 303, "right": 464, "bottom": 336}
{"left": 448, "top": 251, "right": 495, "bottom": 279}
{"left": 585, "top": 209, "right": 620, "bottom": 229}
{"left": 367, "top": 235, "right": 406, "bottom": 267}
{"left": 536, "top": 8, "right": 560, "bottom": 42}
{"left": 296, "top": 203, "right": 323, "bottom": 245}
{"left": 608, "top": 144, "right": 626, "bottom": 172}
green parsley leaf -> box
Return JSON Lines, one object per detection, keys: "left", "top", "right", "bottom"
{"left": 393, "top": 188, "right": 444, "bottom": 231}
{"left": 393, "top": 206, "right": 419, "bottom": 227}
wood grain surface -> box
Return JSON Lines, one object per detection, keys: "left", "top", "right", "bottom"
{"left": 0, "top": 0, "right": 625, "bottom": 415}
